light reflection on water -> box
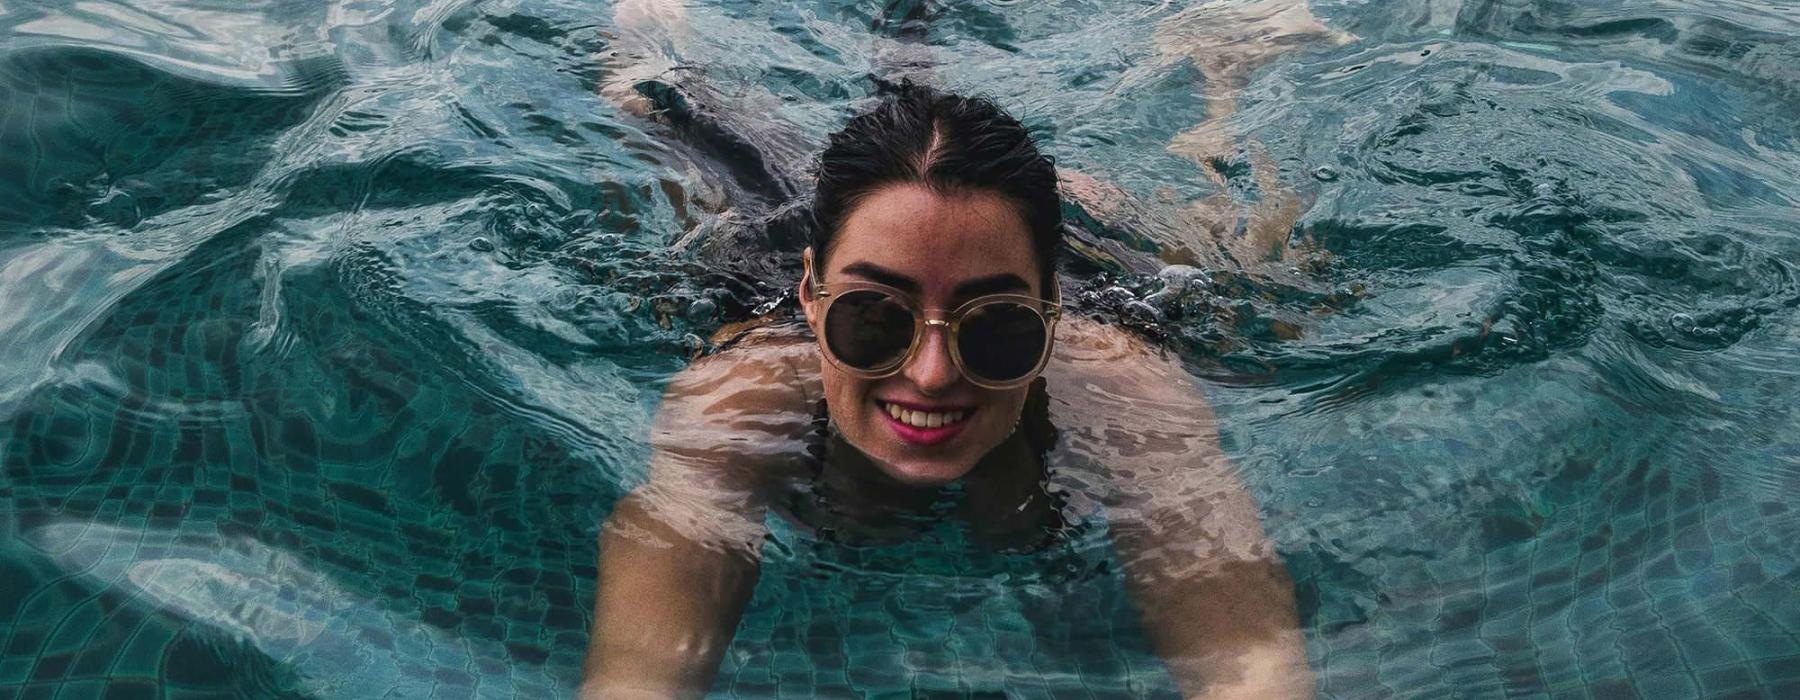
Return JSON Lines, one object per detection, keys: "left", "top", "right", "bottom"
{"left": 1, "top": 0, "right": 1797, "bottom": 697}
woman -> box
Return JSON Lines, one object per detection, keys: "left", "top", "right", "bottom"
{"left": 582, "top": 84, "right": 1313, "bottom": 699}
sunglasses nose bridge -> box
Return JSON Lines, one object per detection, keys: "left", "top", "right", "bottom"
{"left": 901, "top": 315, "right": 963, "bottom": 392}
{"left": 919, "top": 309, "right": 959, "bottom": 351}
{"left": 916, "top": 316, "right": 953, "bottom": 355}
{"left": 917, "top": 309, "right": 953, "bottom": 342}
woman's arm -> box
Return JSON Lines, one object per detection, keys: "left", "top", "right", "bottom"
{"left": 583, "top": 496, "right": 760, "bottom": 698}
{"left": 1154, "top": 0, "right": 1355, "bottom": 181}
{"left": 601, "top": 0, "right": 691, "bottom": 117}
{"left": 1056, "top": 0, "right": 1352, "bottom": 271}
{"left": 581, "top": 340, "right": 814, "bottom": 698}
{"left": 1043, "top": 319, "right": 1314, "bottom": 699}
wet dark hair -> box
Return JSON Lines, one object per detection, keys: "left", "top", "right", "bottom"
{"left": 810, "top": 82, "right": 1061, "bottom": 294}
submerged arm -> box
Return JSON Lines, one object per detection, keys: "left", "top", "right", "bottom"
{"left": 1057, "top": 0, "right": 1354, "bottom": 269}
{"left": 1044, "top": 320, "right": 1312, "bottom": 699}
{"left": 582, "top": 342, "right": 813, "bottom": 698}
{"left": 602, "top": 0, "right": 692, "bottom": 117}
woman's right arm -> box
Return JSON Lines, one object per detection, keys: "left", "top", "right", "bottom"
{"left": 581, "top": 342, "right": 814, "bottom": 698}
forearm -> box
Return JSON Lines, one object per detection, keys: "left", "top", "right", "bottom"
{"left": 1184, "top": 637, "right": 1314, "bottom": 700}
{"left": 1042, "top": 320, "right": 1313, "bottom": 696}
{"left": 1121, "top": 538, "right": 1314, "bottom": 700}
{"left": 583, "top": 493, "right": 762, "bottom": 698}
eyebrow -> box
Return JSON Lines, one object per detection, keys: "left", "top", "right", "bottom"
{"left": 838, "top": 261, "right": 1031, "bottom": 298}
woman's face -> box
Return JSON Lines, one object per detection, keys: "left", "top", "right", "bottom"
{"left": 802, "top": 183, "right": 1045, "bottom": 486}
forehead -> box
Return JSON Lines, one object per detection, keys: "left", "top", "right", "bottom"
{"left": 824, "top": 184, "right": 1040, "bottom": 293}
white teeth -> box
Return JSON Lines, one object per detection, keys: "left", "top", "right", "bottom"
{"left": 880, "top": 402, "right": 968, "bottom": 429}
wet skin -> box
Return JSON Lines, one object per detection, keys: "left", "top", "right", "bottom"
{"left": 587, "top": 4, "right": 1338, "bottom": 696}
{"left": 799, "top": 184, "right": 1046, "bottom": 487}
{"left": 792, "top": 184, "right": 1065, "bottom": 548}
{"left": 583, "top": 183, "right": 1314, "bottom": 699}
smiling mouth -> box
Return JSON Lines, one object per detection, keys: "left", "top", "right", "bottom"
{"left": 876, "top": 400, "right": 974, "bottom": 446}
{"left": 879, "top": 400, "right": 970, "bottom": 428}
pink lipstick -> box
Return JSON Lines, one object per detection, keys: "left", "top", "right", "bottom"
{"left": 876, "top": 399, "right": 974, "bottom": 447}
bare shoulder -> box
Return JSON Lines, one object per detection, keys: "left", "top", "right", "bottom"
{"left": 1040, "top": 320, "right": 1239, "bottom": 515}
{"left": 650, "top": 322, "right": 819, "bottom": 487}
{"left": 1042, "top": 317, "right": 1218, "bottom": 427}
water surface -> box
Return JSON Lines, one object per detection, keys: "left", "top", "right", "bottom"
{"left": 2, "top": 0, "right": 1798, "bottom": 697}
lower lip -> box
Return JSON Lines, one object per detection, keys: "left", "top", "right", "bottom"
{"left": 879, "top": 404, "right": 972, "bottom": 446}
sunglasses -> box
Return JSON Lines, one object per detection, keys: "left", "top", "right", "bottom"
{"left": 808, "top": 279, "right": 1061, "bottom": 390}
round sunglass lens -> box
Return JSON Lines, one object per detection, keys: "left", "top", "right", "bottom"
{"left": 824, "top": 289, "right": 914, "bottom": 371}
{"left": 957, "top": 301, "right": 1047, "bottom": 383}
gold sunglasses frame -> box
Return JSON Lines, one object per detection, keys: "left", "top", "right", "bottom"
{"left": 809, "top": 279, "right": 1061, "bottom": 390}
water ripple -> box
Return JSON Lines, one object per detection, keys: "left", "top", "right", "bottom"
{"left": 3, "top": 1, "right": 1799, "bottom": 697}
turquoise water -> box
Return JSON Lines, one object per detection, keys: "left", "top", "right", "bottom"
{"left": 3, "top": 0, "right": 1798, "bottom": 697}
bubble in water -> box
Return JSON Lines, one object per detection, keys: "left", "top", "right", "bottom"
{"left": 751, "top": 290, "right": 789, "bottom": 316}
{"left": 1099, "top": 286, "right": 1136, "bottom": 306}
{"left": 687, "top": 297, "right": 717, "bottom": 321}
{"left": 1124, "top": 300, "right": 1162, "bottom": 323}
{"left": 468, "top": 237, "right": 496, "bottom": 252}
{"left": 1158, "top": 264, "right": 1210, "bottom": 292}
{"left": 1311, "top": 166, "right": 1339, "bottom": 182}
{"left": 1669, "top": 312, "right": 1698, "bottom": 334}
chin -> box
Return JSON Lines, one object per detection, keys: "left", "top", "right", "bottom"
{"left": 852, "top": 401, "right": 1001, "bottom": 486}
{"left": 871, "top": 454, "right": 978, "bottom": 486}
{"left": 825, "top": 385, "right": 1021, "bottom": 486}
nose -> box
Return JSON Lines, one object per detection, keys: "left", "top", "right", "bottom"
{"left": 903, "top": 322, "right": 962, "bottom": 395}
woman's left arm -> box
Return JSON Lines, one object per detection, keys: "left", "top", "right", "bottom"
{"left": 1042, "top": 319, "right": 1313, "bottom": 700}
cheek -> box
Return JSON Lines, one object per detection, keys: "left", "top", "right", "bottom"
{"left": 976, "top": 389, "right": 1029, "bottom": 430}
{"left": 819, "top": 364, "right": 871, "bottom": 408}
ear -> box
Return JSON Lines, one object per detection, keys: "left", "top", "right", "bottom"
{"left": 799, "top": 247, "right": 818, "bottom": 328}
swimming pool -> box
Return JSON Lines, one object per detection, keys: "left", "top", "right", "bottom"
{"left": 2, "top": 0, "right": 1796, "bottom": 697}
